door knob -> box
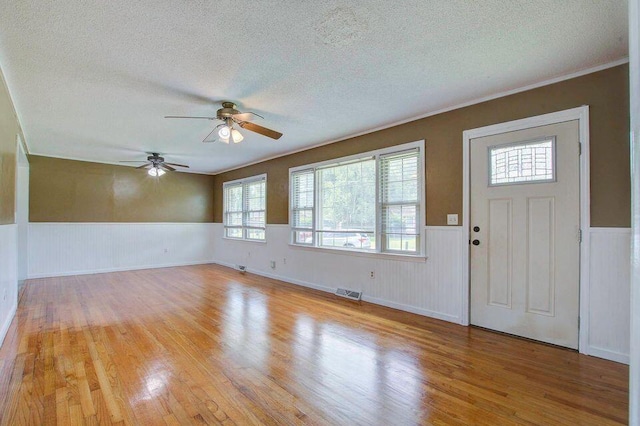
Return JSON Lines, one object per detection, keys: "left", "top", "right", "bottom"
{"left": 473, "top": 226, "right": 480, "bottom": 232}
{"left": 472, "top": 239, "right": 480, "bottom": 246}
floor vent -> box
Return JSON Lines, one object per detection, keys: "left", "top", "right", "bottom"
{"left": 237, "top": 265, "right": 246, "bottom": 272}
{"left": 335, "top": 288, "right": 362, "bottom": 301}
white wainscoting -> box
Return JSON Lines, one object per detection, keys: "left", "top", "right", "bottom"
{"left": 212, "top": 224, "right": 631, "bottom": 364}
{"left": 587, "top": 227, "right": 631, "bottom": 364}
{"left": 212, "top": 224, "right": 465, "bottom": 324}
{"left": 28, "top": 223, "right": 216, "bottom": 278}
{"left": 0, "top": 224, "right": 17, "bottom": 346}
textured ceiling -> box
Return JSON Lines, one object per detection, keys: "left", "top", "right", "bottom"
{"left": 0, "top": 0, "right": 629, "bottom": 174}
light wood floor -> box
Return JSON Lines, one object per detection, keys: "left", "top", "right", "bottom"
{"left": 0, "top": 264, "right": 629, "bottom": 425}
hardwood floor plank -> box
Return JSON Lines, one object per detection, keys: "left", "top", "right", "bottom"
{"left": 0, "top": 264, "right": 629, "bottom": 425}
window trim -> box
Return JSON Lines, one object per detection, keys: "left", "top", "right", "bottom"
{"left": 289, "top": 140, "right": 425, "bottom": 257}
{"left": 223, "top": 173, "right": 267, "bottom": 242}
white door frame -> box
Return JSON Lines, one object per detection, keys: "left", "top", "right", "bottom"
{"left": 628, "top": 0, "right": 639, "bottom": 422}
{"left": 461, "top": 105, "right": 590, "bottom": 353}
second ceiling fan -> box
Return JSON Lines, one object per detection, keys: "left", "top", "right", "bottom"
{"left": 165, "top": 101, "right": 283, "bottom": 144}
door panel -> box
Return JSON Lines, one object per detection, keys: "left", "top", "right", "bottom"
{"left": 488, "top": 198, "right": 512, "bottom": 307}
{"left": 470, "top": 120, "right": 580, "bottom": 349}
{"left": 526, "top": 196, "right": 555, "bottom": 316}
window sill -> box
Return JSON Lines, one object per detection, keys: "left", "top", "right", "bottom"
{"left": 223, "top": 237, "right": 267, "bottom": 244}
{"left": 288, "top": 243, "right": 428, "bottom": 262}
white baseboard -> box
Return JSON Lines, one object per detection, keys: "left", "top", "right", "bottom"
{"left": 361, "top": 295, "right": 461, "bottom": 323}
{"left": 586, "top": 347, "right": 630, "bottom": 365}
{"left": 211, "top": 260, "right": 335, "bottom": 294}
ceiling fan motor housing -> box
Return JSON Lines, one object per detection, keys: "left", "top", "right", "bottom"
{"left": 147, "top": 153, "right": 164, "bottom": 164}
{"left": 217, "top": 102, "right": 240, "bottom": 120}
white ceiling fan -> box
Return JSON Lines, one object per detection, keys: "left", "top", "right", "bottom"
{"left": 165, "top": 101, "right": 283, "bottom": 144}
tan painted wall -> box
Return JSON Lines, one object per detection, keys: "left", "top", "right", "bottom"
{"left": 213, "top": 65, "right": 630, "bottom": 227}
{"left": 29, "top": 156, "right": 215, "bottom": 223}
{"left": 0, "top": 68, "right": 19, "bottom": 225}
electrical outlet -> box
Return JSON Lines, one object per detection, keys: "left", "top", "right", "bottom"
{"left": 447, "top": 214, "right": 459, "bottom": 225}
{"left": 270, "top": 260, "right": 276, "bottom": 269}
{"left": 283, "top": 258, "right": 287, "bottom": 265}
{"left": 370, "top": 271, "right": 375, "bottom": 279}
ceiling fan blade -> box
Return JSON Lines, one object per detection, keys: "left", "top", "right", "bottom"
{"left": 165, "top": 116, "right": 216, "bottom": 120}
{"left": 238, "top": 121, "right": 283, "bottom": 140}
{"left": 164, "top": 162, "right": 190, "bottom": 168}
{"left": 232, "top": 111, "right": 263, "bottom": 122}
{"left": 203, "top": 126, "right": 220, "bottom": 143}
{"left": 120, "top": 160, "right": 146, "bottom": 163}
{"left": 136, "top": 163, "right": 152, "bottom": 169}
{"left": 160, "top": 164, "right": 176, "bottom": 172}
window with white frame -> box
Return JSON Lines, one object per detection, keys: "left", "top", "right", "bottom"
{"left": 289, "top": 141, "right": 424, "bottom": 255}
{"left": 224, "top": 174, "right": 266, "bottom": 241}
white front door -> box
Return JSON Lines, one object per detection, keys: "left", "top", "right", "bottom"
{"left": 470, "top": 120, "right": 580, "bottom": 349}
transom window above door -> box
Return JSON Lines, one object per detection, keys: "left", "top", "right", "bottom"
{"left": 489, "top": 137, "right": 555, "bottom": 186}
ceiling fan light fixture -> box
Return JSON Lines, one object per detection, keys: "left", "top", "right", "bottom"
{"left": 148, "top": 166, "right": 165, "bottom": 177}
{"left": 218, "top": 125, "right": 231, "bottom": 140}
{"left": 231, "top": 129, "right": 244, "bottom": 143}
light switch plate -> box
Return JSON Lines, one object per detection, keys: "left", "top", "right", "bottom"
{"left": 447, "top": 214, "right": 459, "bottom": 225}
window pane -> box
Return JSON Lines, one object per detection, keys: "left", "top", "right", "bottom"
{"left": 380, "top": 149, "right": 420, "bottom": 253}
{"left": 246, "top": 181, "right": 265, "bottom": 210}
{"left": 226, "top": 185, "right": 243, "bottom": 212}
{"left": 247, "top": 229, "right": 265, "bottom": 240}
{"left": 490, "top": 139, "right": 554, "bottom": 185}
{"left": 293, "top": 210, "right": 313, "bottom": 229}
{"left": 247, "top": 211, "right": 265, "bottom": 228}
{"left": 224, "top": 176, "right": 266, "bottom": 241}
{"left": 317, "top": 159, "right": 376, "bottom": 236}
{"left": 226, "top": 228, "right": 242, "bottom": 238}
{"left": 381, "top": 154, "right": 418, "bottom": 203}
{"left": 318, "top": 231, "right": 372, "bottom": 249}
{"left": 382, "top": 205, "right": 417, "bottom": 234}
{"left": 226, "top": 212, "right": 243, "bottom": 226}
{"left": 384, "top": 233, "right": 417, "bottom": 251}
{"left": 292, "top": 171, "right": 314, "bottom": 208}
{"left": 289, "top": 143, "right": 423, "bottom": 256}
{"left": 294, "top": 231, "right": 312, "bottom": 244}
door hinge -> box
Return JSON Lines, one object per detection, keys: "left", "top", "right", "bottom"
{"left": 578, "top": 316, "right": 581, "bottom": 329}
{"left": 578, "top": 228, "right": 582, "bottom": 243}
{"left": 579, "top": 142, "right": 582, "bottom": 155}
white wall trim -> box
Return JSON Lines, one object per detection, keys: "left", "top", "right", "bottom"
{"left": 213, "top": 223, "right": 464, "bottom": 325}
{"left": 0, "top": 302, "right": 17, "bottom": 348}
{"left": 0, "top": 224, "right": 18, "bottom": 350}
{"left": 590, "top": 227, "right": 632, "bottom": 233}
{"left": 587, "top": 347, "right": 630, "bottom": 365}
{"left": 588, "top": 227, "right": 631, "bottom": 364}
{"left": 211, "top": 259, "right": 461, "bottom": 323}
{"left": 628, "top": 0, "right": 640, "bottom": 420}
{"left": 462, "top": 106, "right": 591, "bottom": 355}
{"left": 28, "top": 222, "right": 216, "bottom": 279}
